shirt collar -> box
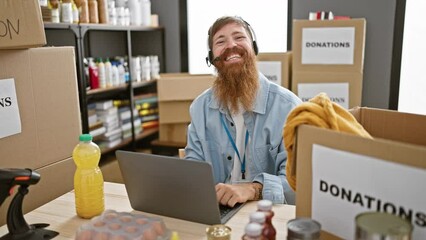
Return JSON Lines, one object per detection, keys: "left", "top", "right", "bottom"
{"left": 209, "top": 72, "right": 270, "bottom": 115}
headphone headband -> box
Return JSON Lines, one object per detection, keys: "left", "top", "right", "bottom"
{"left": 206, "top": 17, "right": 258, "bottom": 66}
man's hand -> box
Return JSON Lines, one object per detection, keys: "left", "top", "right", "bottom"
{"left": 215, "top": 182, "right": 262, "bottom": 207}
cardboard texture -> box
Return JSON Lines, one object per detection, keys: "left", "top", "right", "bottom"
{"left": 256, "top": 52, "right": 292, "bottom": 89}
{"left": 292, "top": 19, "right": 366, "bottom": 72}
{"left": 159, "top": 101, "right": 192, "bottom": 124}
{"left": 0, "top": 0, "right": 46, "bottom": 49}
{"left": 295, "top": 107, "right": 426, "bottom": 239}
{"left": 157, "top": 73, "right": 215, "bottom": 101}
{"left": 157, "top": 73, "right": 214, "bottom": 142}
{"left": 0, "top": 158, "right": 75, "bottom": 226}
{"left": 0, "top": 47, "right": 81, "bottom": 169}
{"left": 159, "top": 123, "right": 188, "bottom": 143}
{"left": 292, "top": 71, "right": 362, "bottom": 109}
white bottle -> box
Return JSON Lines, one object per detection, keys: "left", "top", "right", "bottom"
{"left": 111, "top": 62, "right": 120, "bottom": 86}
{"left": 150, "top": 55, "right": 160, "bottom": 79}
{"left": 141, "top": 56, "right": 151, "bottom": 81}
{"left": 128, "top": 0, "right": 141, "bottom": 25}
{"left": 98, "top": 60, "right": 106, "bottom": 88}
{"left": 104, "top": 59, "right": 113, "bottom": 87}
{"left": 61, "top": 1, "right": 73, "bottom": 23}
{"left": 140, "top": 0, "right": 151, "bottom": 26}
{"left": 117, "top": 63, "right": 126, "bottom": 84}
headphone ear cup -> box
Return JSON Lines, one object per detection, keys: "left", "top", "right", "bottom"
{"left": 253, "top": 41, "right": 259, "bottom": 55}
{"left": 208, "top": 50, "right": 214, "bottom": 64}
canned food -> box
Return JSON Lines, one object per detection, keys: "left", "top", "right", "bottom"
{"left": 287, "top": 218, "right": 321, "bottom": 240}
{"left": 206, "top": 224, "right": 231, "bottom": 240}
{"left": 355, "top": 212, "right": 413, "bottom": 240}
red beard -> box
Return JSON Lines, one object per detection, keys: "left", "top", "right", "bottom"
{"left": 213, "top": 47, "right": 259, "bottom": 114}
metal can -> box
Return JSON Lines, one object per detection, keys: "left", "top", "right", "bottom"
{"left": 206, "top": 224, "right": 232, "bottom": 240}
{"left": 355, "top": 212, "right": 413, "bottom": 240}
{"left": 287, "top": 217, "right": 321, "bottom": 240}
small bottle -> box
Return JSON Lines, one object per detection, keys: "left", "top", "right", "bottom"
{"left": 140, "top": 0, "right": 151, "bottom": 26}
{"left": 72, "top": 1, "right": 79, "bottom": 24}
{"left": 97, "top": 58, "right": 106, "bottom": 88}
{"left": 88, "top": 0, "right": 99, "bottom": 24}
{"left": 257, "top": 200, "right": 276, "bottom": 240}
{"left": 97, "top": 0, "right": 109, "bottom": 24}
{"left": 104, "top": 58, "right": 113, "bottom": 87}
{"left": 79, "top": 0, "right": 90, "bottom": 23}
{"left": 72, "top": 134, "right": 105, "bottom": 218}
{"left": 242, "top": 223, "right": 265, "bottom": 240}
{"left": 88, "top": 58, "right": 99, "bottom": 89}
{"left": 250, "top": 212, "right": 272, "bottom": 240}
{"left": 287, "top": 218, "right": 321, "bottom": 240}
{"left": 111, "top": 62, "right": 119, "bottom": 86}
{"left": 61, "top": 0, "right": 73, "bottom": 23}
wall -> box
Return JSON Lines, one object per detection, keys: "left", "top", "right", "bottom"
{"left": 151, "top": 0, "right": 188, "bottom": 73}
{"left": 290, "top": 0, "right": 406, "bottom": 110}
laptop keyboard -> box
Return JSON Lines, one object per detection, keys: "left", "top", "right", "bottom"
{"left": 219, "top": 203, "right": 243, "bottom": 218}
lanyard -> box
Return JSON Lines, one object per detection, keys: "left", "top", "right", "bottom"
{"left": 220, "top": 114, "right": 249, "bottom": 179}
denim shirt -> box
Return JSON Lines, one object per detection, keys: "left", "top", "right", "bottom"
{"left": 184, "top": 73, "right": 302, "bottom": 204}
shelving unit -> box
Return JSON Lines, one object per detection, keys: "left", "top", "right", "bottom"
{"left": 44, "top": 22, "right": 165, "bottom": 155}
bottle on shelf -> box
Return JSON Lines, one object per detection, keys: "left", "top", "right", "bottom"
{"left": 256, "top": 200, "right": 276, "bottom": 240}
{"left": 111, "top": 61, "right": 119, "bottom": 86}
{"left": 72, "top": 0, "right": 79, "bottom": 24}
{"left": 97, "top": 58, "right": 106, "bottom": 89}
{"left": 242, "top": 223, "right": 265, "bottom": 240}
{"left": 105, "top": 58, "right": 113, "bottom": 87}
{"left": 88, "top": 58, "right": 100, "bottom": 89}
{"left": 61, "top": 0, "right": 73, "bottom": 23}
{"left": 140, "top": 0, "right": 151, "bottom": 26}
{"left": 72, "top": 134, "right": 105, "bottom": 219}
{"left": 79, "top": 0, "right": 90, "bottom": 23}
{"left": 88, "top": 0, "right": 99, "bottom": 24}
{"left": 97, "top": 0, "right": 109, "bottom": 24}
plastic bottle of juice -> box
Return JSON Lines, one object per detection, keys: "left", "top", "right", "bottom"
{"left": 257, "top": 200, "right": 276, "bottom": 240}
{"left": 72, "top": 134, "right": 105, "bottom": 218}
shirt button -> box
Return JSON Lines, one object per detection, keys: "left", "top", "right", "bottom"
{"left": 227, "top": 156, "right": 232, "bottom": 160}
{"left": 230, "top": 122, "right": 234, "bottom": 127}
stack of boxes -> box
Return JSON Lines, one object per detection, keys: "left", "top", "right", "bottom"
{"left": 256, "top": 52, "right": 293, "bottom": 89}
{"left": 291, "top": 19, "right": 366, "bottom": 109}
{"left": 157, "top": 74, "right": 214, "bottom": 144}
{"left": 0, "top": 0, "right": 81, "bottom": 226}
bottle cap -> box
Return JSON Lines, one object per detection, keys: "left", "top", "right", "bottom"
{"left": 245, "top": 223, "right": 262, "bottom": 237}
{"left": 249, "top": 212, "right": 266, "bottom": 224}
{"left": 287, "top": 218, "right": 321, "bottom": 240}
{"left": 257, "top": 199, "right": 272, "bottom": 211}
{"left": 79, "top": 134, "right": 93, "bottom": 141}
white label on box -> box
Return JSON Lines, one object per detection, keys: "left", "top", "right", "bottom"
{"left": 302, "top": 27, "right": 355, "bottom": 64}
{"left": 298, "top": 82, "right": 349, "bottom": 109}
{"left": 312, "top": 144, "right": 426, "bottom": 240}
{"left": 0, "top": 78, "right": 21, "bottom": 139}
{"left": 257, "top": 61, "right": 282, "bottom": 86}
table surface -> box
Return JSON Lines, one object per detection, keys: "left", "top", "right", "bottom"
{"left": 0, "top": 182, "right": 296, "bottom": 239}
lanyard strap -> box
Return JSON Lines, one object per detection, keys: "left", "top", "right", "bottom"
{"left": 220, "top": 114, "right": 249, "bottom": 179}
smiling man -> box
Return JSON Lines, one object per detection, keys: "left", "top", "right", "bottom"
{"left": 184, "top": 16, "right": 302, "bottom": 207}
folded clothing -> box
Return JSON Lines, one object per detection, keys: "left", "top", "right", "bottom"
{"left": 283, "top": 92, "right": 372, "bottom": 191}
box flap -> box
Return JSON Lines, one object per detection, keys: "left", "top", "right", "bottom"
{"left": 157, "top": 73, "right": 214, "bottom": 101}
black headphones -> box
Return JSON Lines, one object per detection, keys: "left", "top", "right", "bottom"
{"left": 206, "top": 18, "right": 259, "bottom": 66}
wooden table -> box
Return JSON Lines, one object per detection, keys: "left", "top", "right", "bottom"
{"left": 0, "top": 182, "right": 296, "bottom": 239}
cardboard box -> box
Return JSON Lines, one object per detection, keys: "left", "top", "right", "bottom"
{"left": 292, "top": 19, "right": 366, "bottom": 109}
{"left": 256, "top": 52, "right": 292, "bottom": 89}
{"left": 292, "top": 71, "right": 362, "bottom": 109}
{"left": 295, "top": 107, "right": 426, "bottom": 239}
{"left": 159, "top": 101, "right": 192, "bottom": 124}
{"left": 292, "top": 19, "right": 366, "bottom": 72}
{"left": 159, "top": 123, "right": 188, "bottom": 143}
{"left": 0, "top": 157, "right": 75, "bottom": 226}
{"left": 157, "top": 73, "right": 215, "bottom": 101}
{"left": 0, "top": 0, "right": 46, "bottom": 49}
{"left": 0, "top": 47, "right": 81, "bottom": 169}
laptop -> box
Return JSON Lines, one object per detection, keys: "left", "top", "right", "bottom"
{"left": 115, "top": 150, "right": 245, "bottom": 225}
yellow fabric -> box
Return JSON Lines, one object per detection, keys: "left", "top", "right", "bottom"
{"left": 283, "top": 92, "right": 372, "bottom": 191}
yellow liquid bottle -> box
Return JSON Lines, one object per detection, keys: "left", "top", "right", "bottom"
{"left": 72, "top": 134, "right": 105, "bottom": 218}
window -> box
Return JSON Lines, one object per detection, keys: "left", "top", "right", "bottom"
{"left": 187, "top": 0, "right": 288, "bottom": 74}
